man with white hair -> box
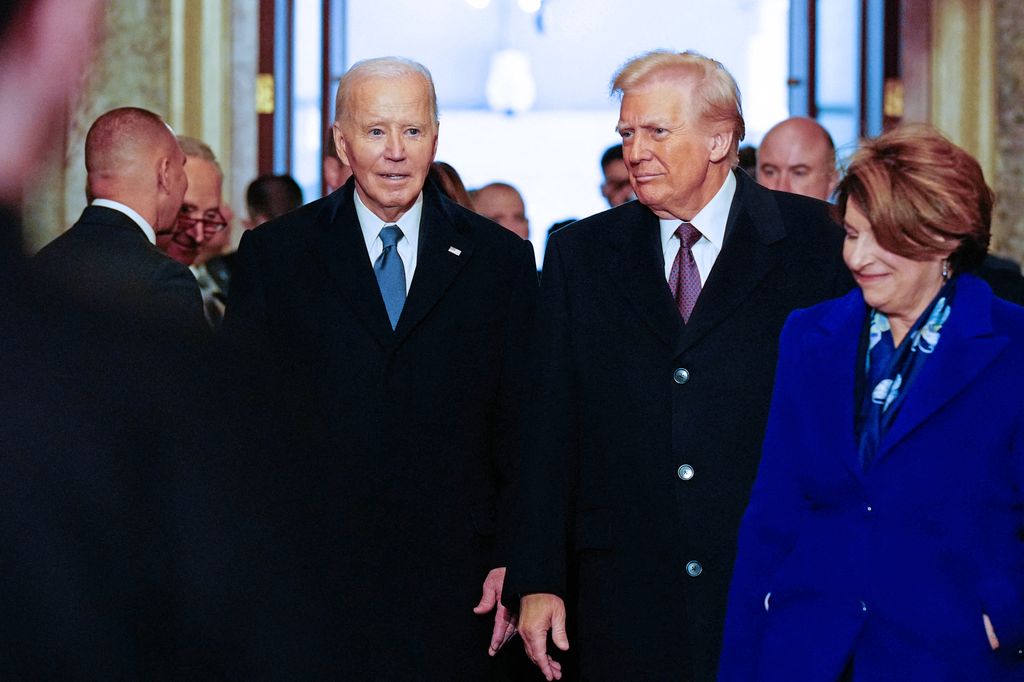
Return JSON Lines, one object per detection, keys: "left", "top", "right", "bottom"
{"left": 223, "top": 56, "right": 537, "bottom": 678}
{"left": 505, "top": 51, "right": 851, "bottom": 681}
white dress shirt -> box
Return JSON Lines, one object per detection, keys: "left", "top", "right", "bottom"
{"left": 659, "top": 170, "right": 737, "bottom": 286}
{"left": 355, "top": 190, "right": 422, "bottom": 295}
{"left": 91, "top": 198, "right": 157, "bottom": 245}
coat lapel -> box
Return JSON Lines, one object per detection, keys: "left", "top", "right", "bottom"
{"left": 606, "top": 203, "right": 685, "bottom": 350}
{"left": 392, "top": 184, "right": 473, "bottom": 344}
{"left": 313, "top": 185, "right": 395, "bottom": 349}
{"left": 876, "top": 275, "right": 1008, "bottom": 461}
{"left": 673, "top": 171, "right": 785, "bottom": 358}
{"left": 808, "top": 289, "right": 869, "bottom": 479}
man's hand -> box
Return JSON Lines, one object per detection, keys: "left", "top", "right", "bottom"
{"left": 519, "top": 593, "right": 569, "bottom": 681}
{"left": 473, "top": 567, "right": 518, "bottom": 656}
{"left": 983, "top": 613, "right": 999, "bottom": 650}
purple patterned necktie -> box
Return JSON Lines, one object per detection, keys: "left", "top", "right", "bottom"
{"left": 669, "top": 221, "right": 703, "bottom": 322}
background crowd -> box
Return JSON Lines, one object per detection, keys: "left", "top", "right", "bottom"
{"left": 3, "top": 1, "right": 1024, "bottom": 680}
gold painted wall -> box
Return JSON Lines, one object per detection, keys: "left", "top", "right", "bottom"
{"left": 919, "top": 0, "right": 1023, "bottom": 261}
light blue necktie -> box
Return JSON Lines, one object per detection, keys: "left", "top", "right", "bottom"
{"left": 374, "top": 225, "right": 406, "bottom": 329}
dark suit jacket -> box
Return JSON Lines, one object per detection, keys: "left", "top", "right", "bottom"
{"left": 34, "top": 205, "right": 207, "bottom": 337}
{"left": 6, "top": 207, "right": 227, "bottom": 677}
{"left": 505, "top": 170, "right": 852, "bottom": 681}
{"left": 221, "top": 179, "right": 538, "bottom": 678}
{"left": 720, "top": 274, "right": 1024, "bottom": 681}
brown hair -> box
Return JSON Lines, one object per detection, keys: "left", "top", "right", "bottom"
{"left": 835, "top": 124, "right": 992, "bottom": 272}
{"left": 429, "top": 161, "right": 473, "bottom": 209}
{"left": 611, "top": 50, "right": 745, "bottom": 165}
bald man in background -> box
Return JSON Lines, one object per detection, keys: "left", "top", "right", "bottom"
{"left": 35, "top": 107, "right": 206, "bottom": 333}
{"left": 472, "top": 182, "right": 530, "bottom": 239}
{"left": 756, "top": 116, "right": 838, "bottom": 200}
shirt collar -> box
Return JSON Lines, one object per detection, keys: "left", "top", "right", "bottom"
{"left": 355, "top": 189, "right": 423, "bottom": 254}
{"left": 91, "top": 198, "right": 157, "bottom": 245}
{"left": 659, "top": 169, "right": 736, "bottom": 251}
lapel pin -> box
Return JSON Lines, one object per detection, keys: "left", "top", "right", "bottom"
{"left": 448, "top": 246, "right": 462, "bottom": 256}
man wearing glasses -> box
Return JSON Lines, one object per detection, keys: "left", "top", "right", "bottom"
{"left": 158, "top": 136, "right": 231, "bottom": 326}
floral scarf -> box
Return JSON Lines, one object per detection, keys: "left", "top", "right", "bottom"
{"left": 855, "top": 277, "right": 956, "bottom": 468}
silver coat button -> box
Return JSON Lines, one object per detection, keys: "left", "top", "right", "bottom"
{"left": 677, "top": 464, "right": 694, "bottom": 480}
{"left": 673, "top": 368, "right": 690, "bottom": 384}
{"left": 685, "top": 560, "right": 702, "bottom": 577}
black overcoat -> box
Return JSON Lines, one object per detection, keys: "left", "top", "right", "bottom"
{"left": 506, "top": 170, "right": 851, "bottom": 681}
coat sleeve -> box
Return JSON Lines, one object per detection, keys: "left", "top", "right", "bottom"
{"left": 491, "top": 239, "right": 540, "bottom": 568}
{"left": 718, "top": 310, "right": 815, "bottom": 680}
{"left": 502, "top": 234, "right": 575, "bottom": 604}
{"left": 977, "top": 403, "right": 1024, "bottom": 655}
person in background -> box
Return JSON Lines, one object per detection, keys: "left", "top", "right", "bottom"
{"left": 599, "top": 143, "right": 634, "bottom": 207}
{"left": 472, "top": 181, "right": 530, "bottom": 240}
{"left": 323, "top": 128, "right": 353, "bottom": 194}
{"left": 737, "top": 145, "right": 757, "bottom": 179}
{"left": 245, "top": 173, "right": 303, "bottom": 228}
{"left": 504, "top": 49, "right": 851, "bottom": 682}
{"left": 720, "top": 124, "right": 1024, "bottom": 682}
{"left": 34, "top": 108, "right": 205, "bottom": 334}
{"left": 757, "top": 116, "right": 1024, "bottom": 304}
{"left": 156, "top": 136, "right": 230, "bottom": 327}
{"left": 430, "top": 161, "right": 474, "bottom": 209}
{"left": 3, "top": 6, "right": 232, "bottom": 666}
{"left": 157, "top": 136, "right": 228, "bottom": 269}
{"left": 757, "top": 116, "right": 838, "bottom": 200}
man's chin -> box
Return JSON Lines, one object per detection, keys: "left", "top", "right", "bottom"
{"left": 168, "top": 248, "right": 198, "bottom": 267}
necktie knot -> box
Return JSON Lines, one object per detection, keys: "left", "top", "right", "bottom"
{"left": 675, "top": 222, "right": 702, "bottom": 249}
{"left": 380, "top": 225, "right": 403, "bottom": 249}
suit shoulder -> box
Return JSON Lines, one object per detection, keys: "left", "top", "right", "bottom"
{"left": 246, "top": 195, "right": 330, "bottom": 247}
{"left": 546, "top": 202, "right": 640, "bottom": 250}
{"left": 447, "top": 201, "right": 529, "bottom": 251}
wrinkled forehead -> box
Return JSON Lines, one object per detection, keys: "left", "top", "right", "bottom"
{"left": 345, "top": 73, "right": 436, "bottom": 123}
{"left": 183, "top": 157, "right": 223, "bottom": 208}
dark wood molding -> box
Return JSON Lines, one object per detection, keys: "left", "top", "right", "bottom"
{"left": 899, "top": 0, "right": 931, "bottom": 123}
{"left": 257, "top": 0, "right": 276, "bottom": 175}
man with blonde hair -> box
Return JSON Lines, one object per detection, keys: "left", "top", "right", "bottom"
{"left": 223, "top": 56, "right": 537, "bottom": 678}
{"left": 505, "top": 50, "right": 850, "bottom": 681}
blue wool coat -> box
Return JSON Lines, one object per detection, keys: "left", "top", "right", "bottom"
{"left": 719, "top": 274, "right": 1024, "bottom": 681}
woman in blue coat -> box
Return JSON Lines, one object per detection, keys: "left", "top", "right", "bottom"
{"left": 719, "top": 125, "right": 1024, "bottom": 681}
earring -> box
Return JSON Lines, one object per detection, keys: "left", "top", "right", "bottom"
{"left": 941, "top": 259, "right": 950, "bottom": 281}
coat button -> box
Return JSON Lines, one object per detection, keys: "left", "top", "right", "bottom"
{"left": 673, "top": 368, "right": 690, "bottom": 384}
{"left": 685, "top": 560, "right": 702, "bottom": 577}
{"left": 677, "top": 464, "right": 694, "bottom": 480}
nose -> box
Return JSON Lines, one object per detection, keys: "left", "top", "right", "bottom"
{"left": 384, "top": 134, "right": 406, "bottom": 162}
{"left": 626, "top": 136, "right": 648, "bottom": 165}
{"left": 776, "top": 172, "right": 792, "bottom": 192}
{"left": 844, "top": 233, "right": 871, "bottom": 270}
{"left": 188, "top": 220, "right": 205, "bottom": 244}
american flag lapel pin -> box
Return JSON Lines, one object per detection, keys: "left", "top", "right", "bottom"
{"left": 448, "top": 246, "right": 462, "bottom": 256}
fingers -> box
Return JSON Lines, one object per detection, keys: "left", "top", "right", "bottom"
{"left": 983, "top": 613, "right": 1000, "bottom": 650}
{"left": 551, "top": 606, "right": 569, "bottom": 652}
{"left": 472, "top": 585, "right": 497, "bottom": 614}
{"left": 473, "top": 567, "right": 505, "bottom": 614}
{"left": 519, "top": 594, "right": 568, "bottom": 680}
{"left": 487, "top": 604, "right": 517, "bottom": 656}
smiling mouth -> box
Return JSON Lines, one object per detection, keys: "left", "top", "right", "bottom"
{"left": 379, "top": 173, "right": 407, "bottom": 181}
